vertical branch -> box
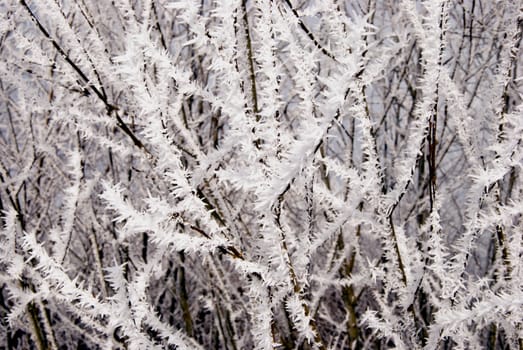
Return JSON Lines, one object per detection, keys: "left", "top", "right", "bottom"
{"left": 178, "top": 252, "right": 194, "bottom": 338}
{"left": 274, "top": 195, "right": 326, "bottom": 350}
{"left": 36, "top": 300, "right": 58, "bottom": 350}
{"left": 89, "top": 227, "right": 108, "bottom": 298}
{"left": 27, "top": 302, "right": 46, "bottom": 350}
{"left": 240, "top": 1, "right": 260, "bottom": 121}
{"left": 337, "top": 224, "right": 361, "bottom": 348}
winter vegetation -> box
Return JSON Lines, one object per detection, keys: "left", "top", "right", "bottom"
{"left": 0, "top": 0, "right": 522, "bottom": 349}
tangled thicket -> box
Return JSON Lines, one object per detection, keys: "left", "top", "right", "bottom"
{"left": 0, "top": 0, "right": 522, "bottom": 349}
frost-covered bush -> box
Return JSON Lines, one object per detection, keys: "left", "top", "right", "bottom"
{"left": 0, "top": 0, "right": 522, "bottom": 349}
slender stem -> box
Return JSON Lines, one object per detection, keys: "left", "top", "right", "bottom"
{"left": 240, "top": 1, "right": 260, "bottom": 121}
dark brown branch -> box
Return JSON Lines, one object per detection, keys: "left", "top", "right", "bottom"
{"left": 279, "top": 0, "right": 338, "bottom": 61}
{"left": 20, "top": 0, "right": 148, "bottom": 153}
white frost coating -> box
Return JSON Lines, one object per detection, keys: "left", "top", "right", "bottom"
{"left": 1, "top": 0, "right": 521, "bottom": 348}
